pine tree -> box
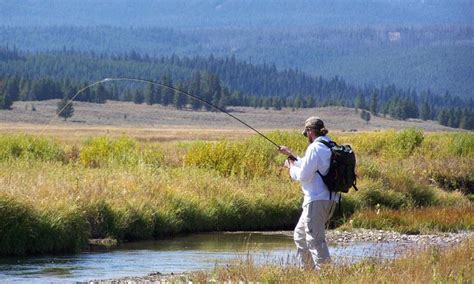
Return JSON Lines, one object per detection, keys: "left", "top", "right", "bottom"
{"left": 173, "top": 83, "right": 187, "bottom": 110}
{"left": 160, "top": 74, "right": 173, "bottom": 106}
{"left": 360, "top": 110, "right": 371, "bottom": 124}
{"left": 5, "top": 77, "right": 20, "bottom": 102}
{"left": 144, "top": 84, "right": 155, "bottom": 105}
{"left": 459, "top": 109, "right": 474, "bottom": 130}
{"left": 189, "top": 71, "right": 202, "bottom": 110}
{"left": 56, "top": 96, "right": 74, "bottom": 121}
{"left": 370, "top": 91, "right": 378, "bottom": 115}
{"left": 0, "top": 81, "right": 13, "bottom": 109}
{"left": 420, "top": 101, "right": 431, "bottom": 121}
{"left": 93, "top": 85, "right": 108, "bottom": 103}
{"left": 133, "top": 90, "right": 144, "bottom": 104}
{"left": 355, "top": 93, "right": 366, "bottom": 111}
{"left": 272, "top": 97, "right": 282, "bottom": 110}
{"left": 438, "top": 109, "right": 450, "bottom": 126}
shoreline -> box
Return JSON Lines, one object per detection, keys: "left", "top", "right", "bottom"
{"left": 90, "top": 229, "right": 473, "bottom": 283}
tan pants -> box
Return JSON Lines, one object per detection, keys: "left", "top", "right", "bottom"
{"left": 294, "top": 200, "right": 336, "bottom": 269}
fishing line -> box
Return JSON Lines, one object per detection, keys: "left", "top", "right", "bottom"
{"left": 42, "top": 77, "right": 296, "bottom": 159}
{"left": 37, "top": 79, "right": 110, "bottom": 138}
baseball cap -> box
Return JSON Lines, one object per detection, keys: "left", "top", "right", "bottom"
{"left": 302, "top": 116, "right": 325, "bottom": 136}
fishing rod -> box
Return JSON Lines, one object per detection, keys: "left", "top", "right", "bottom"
{"left": 56, "top": 77, "right": 298, "bottom": 160}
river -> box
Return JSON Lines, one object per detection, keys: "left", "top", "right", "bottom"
{"left": 0, "top": 231, "right": 408, "bottom": 283}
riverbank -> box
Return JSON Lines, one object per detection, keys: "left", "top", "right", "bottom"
{"left": 92, "top": 229, "right": 473, "bottom": 283}
{"left": 0, "top": 130, "right": 472, "bottom": 256}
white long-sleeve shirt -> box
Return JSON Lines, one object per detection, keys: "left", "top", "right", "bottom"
{"left": 289, "top": 136, "right": 339, "bottom": 206}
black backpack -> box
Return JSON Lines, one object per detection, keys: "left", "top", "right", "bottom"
{"left": 316, "top": 139, "right": 358, "bottom": 197}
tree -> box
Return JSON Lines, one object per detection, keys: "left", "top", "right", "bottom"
{"left": 93, "top": 85, "right": 108, "bottom": 103}
{"left": 173, "top": 82, "right": 187, "bottom": 110}
{"left": 272, "top": 96, "right": 282, "bottom": 110}
{"left": 160, "top": 73, "right": 174, "bottom": 106}
{"left": 355, "top": 93, "right": 366, "bottom": 111}
{"left": 133, "top": 90, "right": 144, "bottom": 104}
{"left": 420, "top": 101, "right": 431, "bottom": 121}
{"left": 438, "top": 109, "right": 449, "bottom": 126}
{"left": 189, "top": 71, "right": 202, "bottom": 110}
{"left": 460, "top": 109, "right": 474, "bottom": 130}
{"left": 0, "top": 80, "right": 13, "bottom": 110}
{"left": 369, "top": 90, "right": 379, "bottom": 115}
{"left": 56, "top": 96, "right": 74, "bottom": 121}
{"left": 5, "top": 77, "right": 20, "bottom": 102}
{"left": 360, "top": 110, "right": 371, "bottom": 124}
{"left": 144, "top": 84, "right": 156, "bottom": 105}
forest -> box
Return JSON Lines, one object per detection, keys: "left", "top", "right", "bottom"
{"left": 1, "top": 47, "right": 473, "bottom": 130}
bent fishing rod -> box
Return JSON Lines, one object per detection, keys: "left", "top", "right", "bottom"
{"left": 56, "top": 77, "right": 298, "bottom": 160}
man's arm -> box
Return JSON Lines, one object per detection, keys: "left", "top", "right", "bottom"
{"left": 289, "top": 145, "right": 318, "bottom": 182}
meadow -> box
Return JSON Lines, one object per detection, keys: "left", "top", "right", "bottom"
{"left": 0, "top": 128, "right": 472, "bottom": 256}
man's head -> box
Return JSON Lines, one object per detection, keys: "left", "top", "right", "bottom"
{"left": 302, "top": 116, "right": 328, "bottom": 143}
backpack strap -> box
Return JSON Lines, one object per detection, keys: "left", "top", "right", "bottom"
{"left": 315, "top": 137, "right": 336, "bottom": 200}
{"left": 315, "top": 137, "right": 335, "bottom": 149}
{"left": 315, "top": 137, "right": 333, "bottom": 180}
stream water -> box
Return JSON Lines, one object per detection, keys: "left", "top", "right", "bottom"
{"left": 0, "top": 232, "right": 406, "bottom": 283}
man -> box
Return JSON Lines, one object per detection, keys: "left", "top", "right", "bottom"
{"left": 279, "top": 116, "right": 337, "bottom": 270}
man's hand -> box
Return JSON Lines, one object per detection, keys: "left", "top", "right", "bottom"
{"left": 284, "top": 158, "right": 295, "bottom": 168}
{"left": 278, "top": 146, "right": 293, "bottom": 157}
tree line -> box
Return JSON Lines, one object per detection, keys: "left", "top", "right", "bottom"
{"left": 0, "top": 47, "right": 472, "bottom": 130}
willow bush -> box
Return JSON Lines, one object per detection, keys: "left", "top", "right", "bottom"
{"left": 0, "top": 134, "right": 65, "bottom": 162}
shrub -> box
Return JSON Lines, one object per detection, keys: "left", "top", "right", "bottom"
{"left": 184, "top": 139, "right": 277, "bottom": 178}
{"left": 79, "top": 136, "right": 164, "bottom": 168}
{"left": 391, "top": 128, "right": 424, "bottom": 158}
{"left": 0, "top": 135, "right": 65, "bottom": 162}
{"left": 80, "top": 136, "right": 139, "bottom": 168}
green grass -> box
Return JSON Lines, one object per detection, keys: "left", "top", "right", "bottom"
{"left": 0, "top": 129, "right": 472, "bottom": 256}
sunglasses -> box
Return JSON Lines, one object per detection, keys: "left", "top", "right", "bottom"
{"left": 303, "top": 127, "right": 312, "bottom": 137}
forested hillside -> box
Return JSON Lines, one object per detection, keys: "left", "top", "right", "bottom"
{"left": 1, "top": 48, "right": 472, "bottom": 129}
{"left": 1, "top": 0, "right": 473, "bottom": 97}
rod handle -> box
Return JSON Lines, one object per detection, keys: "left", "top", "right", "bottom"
{"left": 288, "top": 155, "right": 297, "bottom": 161}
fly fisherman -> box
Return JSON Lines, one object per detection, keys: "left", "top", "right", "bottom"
{"left": 279, "top": 116, "right": 337, "bottom": 270}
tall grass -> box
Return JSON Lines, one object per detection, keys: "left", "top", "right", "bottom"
{"left": 0, "top": 130, "right": 472, "bottom": 256}
{"left": 347, "top": 207, "right": 474, "bottom": 234}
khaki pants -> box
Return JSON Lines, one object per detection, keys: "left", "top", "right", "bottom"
{"left": 294, "top": 200, "right": 336, "bottom": 269}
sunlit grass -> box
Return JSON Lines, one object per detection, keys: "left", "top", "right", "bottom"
{"left": 0, "top": 129, "right": 472, "bottom": 255}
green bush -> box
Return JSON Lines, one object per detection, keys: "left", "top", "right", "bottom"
{"left": 79, "top": 136, "right": 164, "bottom": 168}
{"left": 0, "top": 135, "right": 65, "bottom": 162}
{"left": 391, "top": 128, "right": 424, "bottom": 158}
{"left": 353, "top": 187, "right": 407, "bottom": 209}
{"left": 80, "top": 136, "right": 138, "bottom": 167}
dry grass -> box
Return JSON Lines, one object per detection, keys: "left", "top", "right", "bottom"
{"left": 0, "top": 100, "right": 458, "bottom": 138}
{"left": 347, "top": 207, "right": 474, "bottom": 234}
